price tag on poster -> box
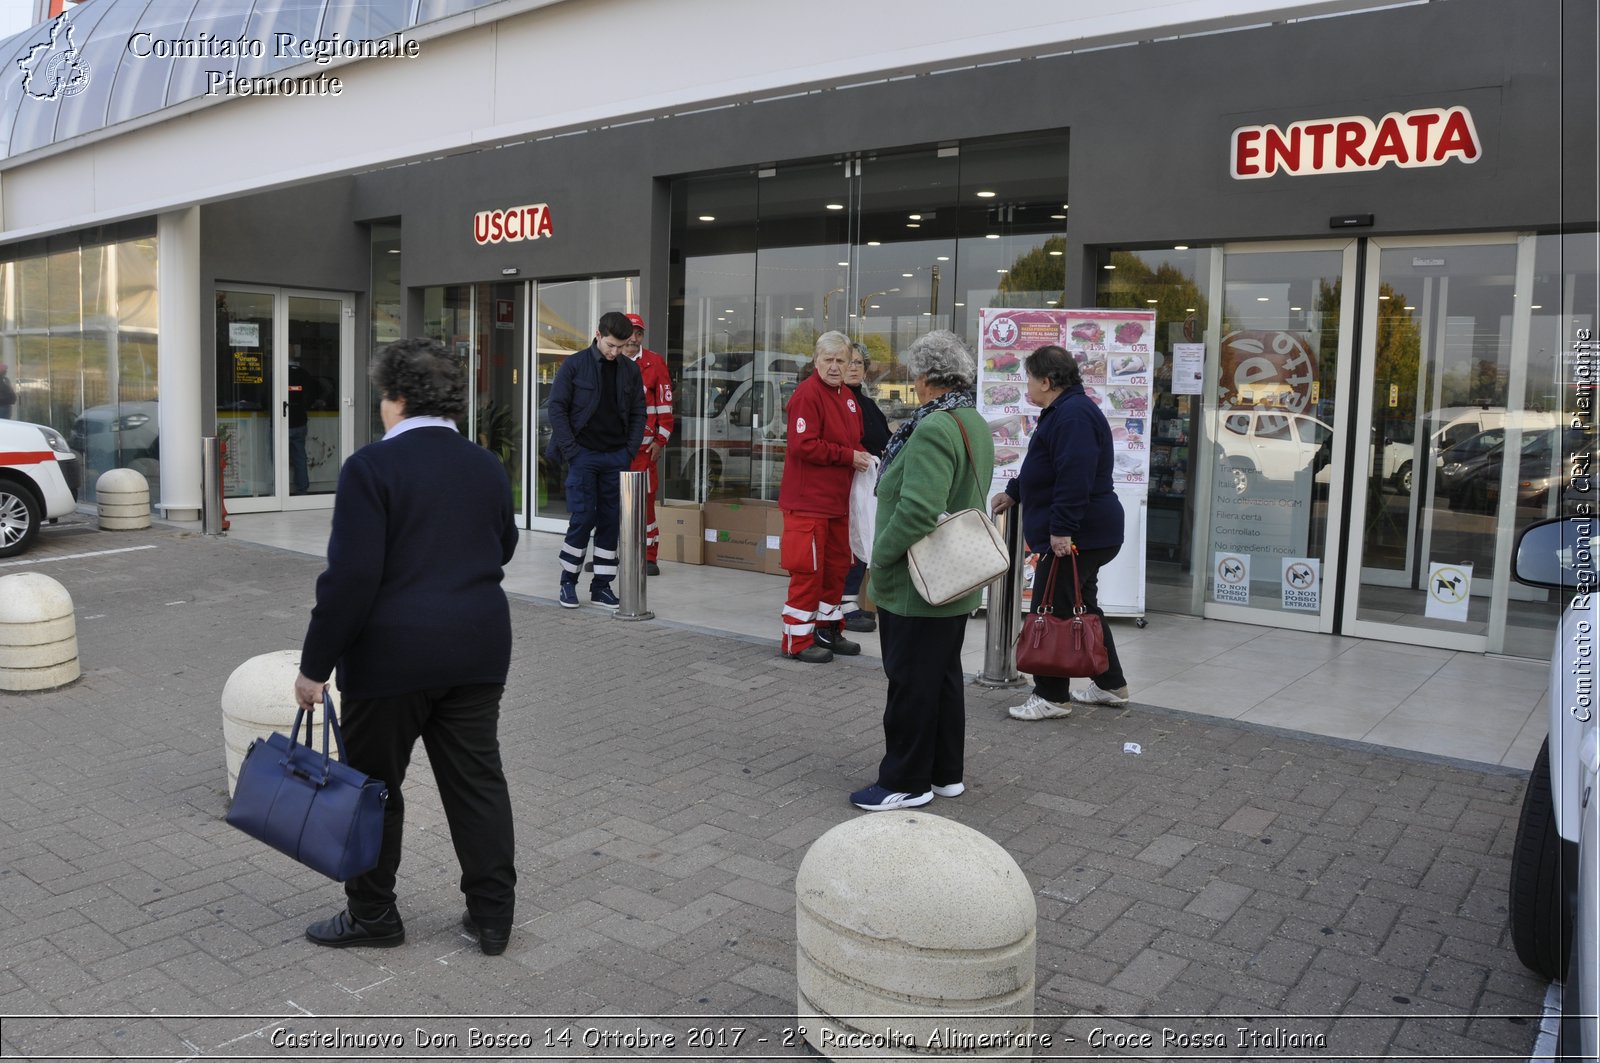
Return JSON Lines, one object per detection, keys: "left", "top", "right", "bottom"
{"left": 1281, "top": 557, "right": 1320, "bottom": 611}
{"left": 1424, "top": 562, "right": 1473, "bottom": 622}
{"left": 1172, "top": 342, "right": 1205, "bottom": 396}
{"left": 1213, "top": 552, "right": 1251, "bottom": 604}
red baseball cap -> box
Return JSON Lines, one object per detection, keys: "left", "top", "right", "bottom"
{"left": 624, "top": 313, "right": 646, "bottom": 333}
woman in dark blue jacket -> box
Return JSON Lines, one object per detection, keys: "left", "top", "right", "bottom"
{"left": 992, "top": 344, "right": 1129, "bottom": 717}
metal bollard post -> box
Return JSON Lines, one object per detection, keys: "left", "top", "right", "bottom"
{"left": 201, "top": 436, "right": 225, "bottom": 536}
{"left": 614, "top": 469, "right": 653, "bottom": 621}
{"left": 976, "top": 502, "right": 1027, "bottom": 688}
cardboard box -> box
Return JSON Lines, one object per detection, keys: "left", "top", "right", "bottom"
{"left": 703, "top": 499, "right": 783, "bottom": 574}
{"left": 656, "top": 502, "right": 703, "bottom": 565}
{"left": 761, "top": 505, "right": 785, "bottom": 576}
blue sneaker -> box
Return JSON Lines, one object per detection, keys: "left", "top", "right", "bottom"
{"left": 849, "top": 783, "right": 933, "bottom": 812}
{"left": 590, "top": 584, "right": 620, "bottom": 609}
{"left": 558, "top": 582, "right": 579, "bottom": 609}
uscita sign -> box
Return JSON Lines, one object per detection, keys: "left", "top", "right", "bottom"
{"left": 473, "top": 203, "right": 554, "bottom": 245}
{"left": 1231, "top": 106, "right": 1480, "bottom": 179}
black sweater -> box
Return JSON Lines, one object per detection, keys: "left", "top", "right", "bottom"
{"left": 299, "top": 426, "right": 520, "bottom": 698}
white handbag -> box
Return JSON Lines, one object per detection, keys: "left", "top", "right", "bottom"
{"left": 903, "top": 412, "right": 1010, "bottom": 606}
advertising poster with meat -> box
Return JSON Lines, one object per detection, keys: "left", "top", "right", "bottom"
{"left": 977, "top": 308, "right": 1155, "bottom": 618}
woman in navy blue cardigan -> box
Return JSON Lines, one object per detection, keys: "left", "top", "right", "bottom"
{"left": 992, "top": 344, "right": 1130, "bottom": 718}
{"left": 294, "top": 338, "right": 521, "bottom": 956}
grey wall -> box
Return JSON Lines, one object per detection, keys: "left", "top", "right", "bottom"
{"left": 206, "top": 0, "right": 1588, "bottom": 346}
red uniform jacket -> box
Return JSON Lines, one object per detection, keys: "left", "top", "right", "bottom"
{"left": 634, "top": 347, "right": 674, "bottom": 448}
{"left": 778, "top": 372, "right": 863, "bottom": 517}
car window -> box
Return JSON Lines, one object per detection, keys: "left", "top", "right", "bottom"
{"left": 1255, "top": 415, "right": 1294, "bottom": 441}
{"left": 1223, "top": 413, "right": 1251, "bottom": 437}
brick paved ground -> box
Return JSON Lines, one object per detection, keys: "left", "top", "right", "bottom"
{"left": 0, "top": 520, "right": 1551, "bottom": 1060}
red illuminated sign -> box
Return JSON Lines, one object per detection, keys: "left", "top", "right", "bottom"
{"left": 473, "top": 203, "right": 553, "bottom": 245}
{"left": 1231, "top": 106, "right": 1480, "bottom": 179}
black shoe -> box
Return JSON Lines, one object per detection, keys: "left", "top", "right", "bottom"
{"left": 842, "top": 612, "right": 876, "bottom": 633}
{"left": 460, "top": 911, "right": 510, "bottom": 956}
{"left": 583, "top": 561, "right": 594, "bottom": 572}
{"left": 305, "top": 909, "right": 405, "bottom": 949}
{"left": 787, "top": 644, "right": 834, "bottom": 664}
{"left": 646, "top": 562, "right": 661, "bottom": 576}
{"left": 814, "top": 628, "right": 861, "bottom": 656}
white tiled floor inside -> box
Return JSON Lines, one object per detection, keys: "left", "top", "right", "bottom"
{"left": 227, "top": 510, "right": 1546, "bottom": 771}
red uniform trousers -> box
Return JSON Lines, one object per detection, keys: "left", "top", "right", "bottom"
{"left": 628, "top": 449, "right": 660, "bottom": 561}
{"left": 780, "top": 511, "right": 851, "bottom": 655}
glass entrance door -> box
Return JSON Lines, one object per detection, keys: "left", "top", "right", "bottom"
{"left": 1197, "top": 242, "right": 1356, "bottom": 630}
{"left": 1342, "top": 235, "right": 1542, "bottom": 652}
{"left": 216, "top": 287, "right": 352, "bottom": 513}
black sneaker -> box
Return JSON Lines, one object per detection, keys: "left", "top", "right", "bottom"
{"left": 646, "top": 562, "right": 661, "bottom": 576}
{"left": 787, "top": 645, "right": 834, "bottom": 664}
{"left": 814, "top": 628, "right": 861, "bottom": 656}
{"left": 842, "top": 611, "right": 876, "bottom": 633}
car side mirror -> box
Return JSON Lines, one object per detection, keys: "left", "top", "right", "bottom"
{"left": 1513, "top": 516, "right": 1597, "bottom": 590}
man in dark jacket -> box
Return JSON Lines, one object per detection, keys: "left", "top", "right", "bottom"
{"left": 295, "top": 338, "right": 521, "bottom": 956}
{"left": 546, "top": 311, "right": 646, "bottom": 608}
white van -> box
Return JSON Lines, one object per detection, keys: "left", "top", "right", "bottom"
{"left": 0, "top": 419, "right": 81, "bottom": 556}
{"left": 672, "top": 354, "right": 804, "bottom": 497}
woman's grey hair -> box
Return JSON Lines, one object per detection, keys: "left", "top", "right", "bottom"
{"left": 370, "top": 337, "right": 467, "bottom": 419}
{"left": 903, "top": 330, "right": 975, "bottom": 390}
{"left": 814, "top": 330, "right": 853, "bottom": 360}
{"left": 1024, "top": 344, "right": 1082, "bottom": 391}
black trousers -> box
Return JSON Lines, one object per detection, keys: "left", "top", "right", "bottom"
{"left": 340, "top": 683, "right": 516, "bottom": 930}
{"left": 876, "top": 608, "right": 968, "bottom": 793}
{"left": 1031, "top": 545, "right": 1128, "bottom": 701}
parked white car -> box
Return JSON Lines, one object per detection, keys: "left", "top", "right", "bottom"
{"left": 1508, "top": 516, "right": 1598, "bottom": 1057}
{"left": 0, "top": 419, "right": 81, "bottom": 556}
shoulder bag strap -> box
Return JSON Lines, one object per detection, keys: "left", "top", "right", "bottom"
{"left": 943, "top": 410, "right": 985, "bottom": 497}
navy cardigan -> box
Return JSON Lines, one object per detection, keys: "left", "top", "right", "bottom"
{"left": 1005, "top": 386, "right": 1125, "bottom": 552}
{"left": 299, "top": 426, "right": 520, "bottom": 699}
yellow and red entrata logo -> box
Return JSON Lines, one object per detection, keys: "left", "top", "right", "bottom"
{"left": 1231, "top": 105, "right": 1480, "bottom": 179}
{"left": 473, "top": 203, "right": 553, "bottom": 245}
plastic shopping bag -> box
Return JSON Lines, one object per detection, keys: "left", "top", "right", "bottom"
{"left": 849, "top": 456, "right": 880, "bottom": 563}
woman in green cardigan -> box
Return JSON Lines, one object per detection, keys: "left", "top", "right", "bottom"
{"left": 850, "top": 330, "right": 995, "bottom": 812}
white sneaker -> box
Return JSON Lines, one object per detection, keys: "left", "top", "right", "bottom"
{"left": 1071, "top": 683, "right": 1130, "bottom": 706}
{"left": 931, "top": 782, "right": 965, "bottom": 798}
{"left": 1008, "top": 694, "right": 1072, "bottom": 721}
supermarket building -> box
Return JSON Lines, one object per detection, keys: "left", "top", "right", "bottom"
{"left": 0, "top": 0, "right": 1594, "bottom": 659}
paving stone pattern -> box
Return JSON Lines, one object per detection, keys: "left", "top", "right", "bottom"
{"left": 0, "top": 522, "right": 1550, "bottom": 1059}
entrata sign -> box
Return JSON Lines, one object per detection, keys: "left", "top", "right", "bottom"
{"left": 1231, "top": 105, "right": 1480, "bottom": 179}
{"left": 473, "top": 203, "right": 554, "bottom": 245}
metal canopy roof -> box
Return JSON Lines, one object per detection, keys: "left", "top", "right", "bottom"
{"left": 0, "top": 0, "right": 496, "bottom": 160}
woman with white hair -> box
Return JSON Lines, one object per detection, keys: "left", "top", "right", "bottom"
{"left": 850, "top": 330, "right": 993, "bottom": 812}
{"left": 777, "top": 331, "right": 872, "bottom": 663}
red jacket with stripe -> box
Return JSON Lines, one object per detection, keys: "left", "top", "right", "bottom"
{"left": 778, "top": 372, "right": 863, "bottom": 517}
{"left": 633, "top": 348, "right": 674, "bottom": 447}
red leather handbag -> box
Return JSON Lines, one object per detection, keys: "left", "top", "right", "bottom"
{"left": 1014, "top": 551, "right": 1109, "bottom": 679}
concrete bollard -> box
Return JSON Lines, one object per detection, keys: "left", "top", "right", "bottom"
{"left": 96, "top": 468, "right": 151, "bottom": 530}
{"left": 795, "top": 811, "right": 1037, "bottom": 1059}
{"left": 0, "top": 572, "right": 81, "bottom": 691}
{"left": 220, "top": 650, "right": 340, "bottom": 797}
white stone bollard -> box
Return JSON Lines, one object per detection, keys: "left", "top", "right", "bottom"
{"left": 796, "top": 811, "right": 1037, "bottom": 1060}
{"left": 96, "top": 468, "right": 151, "bottom": 530}
{"left": 0, "top": 572, "right": 81, "bottom": 691}
{"left": 220, "top": 650, "right": 340, "bottom": 796}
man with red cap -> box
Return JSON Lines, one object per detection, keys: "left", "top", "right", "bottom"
{"left": 623, "top": 313, "right": 674, "bottom": 575}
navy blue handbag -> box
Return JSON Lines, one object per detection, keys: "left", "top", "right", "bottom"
{"left": 226, "top": 690, "right": 387, "bottom": 881}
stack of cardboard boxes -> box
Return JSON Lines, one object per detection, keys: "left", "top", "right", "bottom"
{"left": 655, "top": 500, "right": 785, "bottom": 576}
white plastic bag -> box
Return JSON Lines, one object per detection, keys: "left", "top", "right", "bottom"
{"left": 849, "top": 456, "right": 880, "bottom": 563}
